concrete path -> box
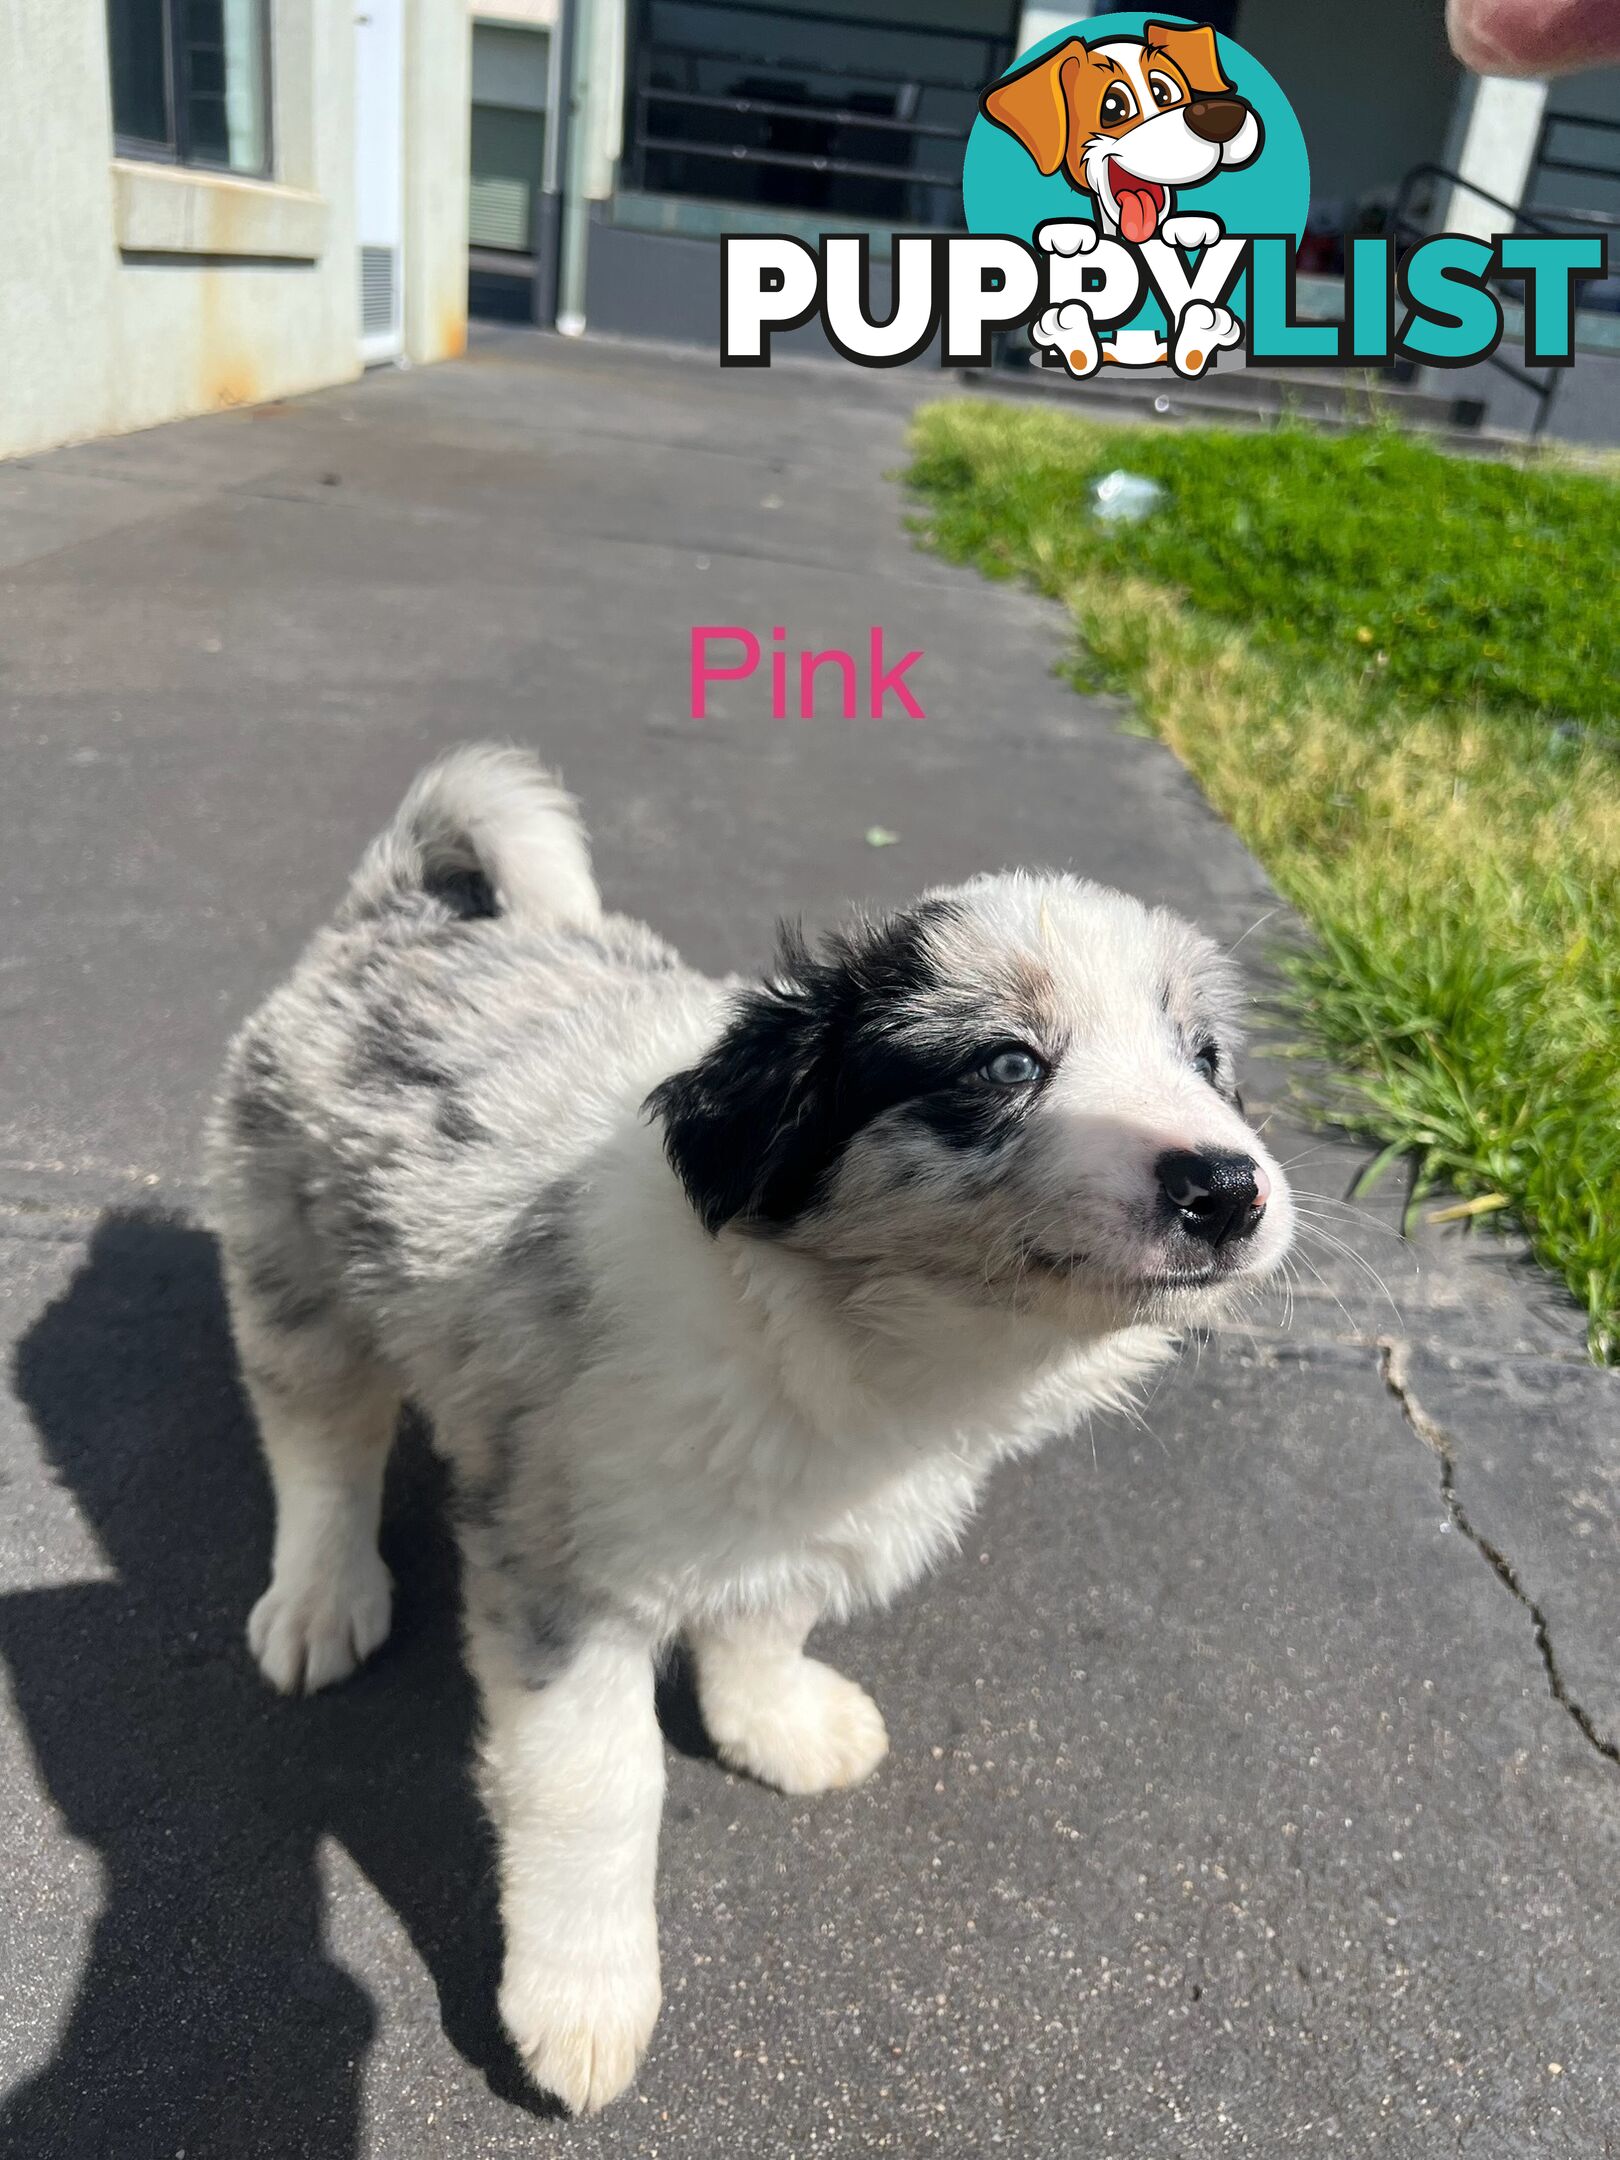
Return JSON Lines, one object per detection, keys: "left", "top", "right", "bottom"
{"left": 1, "top": 331, "right": 1615, "bottom": 2158}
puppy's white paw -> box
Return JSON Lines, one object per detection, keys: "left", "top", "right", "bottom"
{"left": 1160, "top": 212, "right": 1224, "bottom": 251}
{"left": 501, "top": 1941, "right": 661, "bottom": 2116}
{"left": 1032, "top": 302, "right": 1100, "bottom": 379}
{"left": 1035, "top": 219, "right": 1100, "bottom": 257}
{"left": 709, "top": 1658, "right": 889, "bottom": 1796}
{"left": 248, "top": 1550, "right": 392, "bottom": 1694}
{"left": 1173, "top": 298, "right": 1242, "bottom": 377}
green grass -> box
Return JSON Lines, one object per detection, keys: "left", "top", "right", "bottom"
{"left": 907, "top": 403, "right": 1620, "bottom": 1360}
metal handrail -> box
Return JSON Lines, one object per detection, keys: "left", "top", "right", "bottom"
{"left": 634, "top": 36, "right": 993, "bottom": 96}
{"left": 1390, "top": 161, "right": 1584, "bottom": 241}
{"left": 1536, "top": 103, "right": 1620, "bottom": 190}
{"left": 1538, "top": 155, "right": 1620, "bottom": 187}
{"left": 1389, "top": 161, "right": 1606, "bottom": 437}
{"left": 1524, "top": 113, "right": 1620, "bottom": 233}
{"left": 642, "top": 0, "right": 1006, "bottom": 42}
{"left": 633, "top": 133, "right": 960, "bottom": 188}
{"left": 638, "top": 84, "right": 965, "bottom": 141}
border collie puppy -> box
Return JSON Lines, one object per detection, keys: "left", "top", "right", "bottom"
{"left": 208, "top": 746, "right": 1293, "bottom": 2113}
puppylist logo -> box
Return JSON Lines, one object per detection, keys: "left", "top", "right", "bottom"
{"left": 720, "top": 11, "right": 1606, "bottom": 380}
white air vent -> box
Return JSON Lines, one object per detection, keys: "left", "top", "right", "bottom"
{"left": 470, "top": 176, "right": 532, "bottom": 253}
{"left": 360, "top": 245, "right": 398, "bottom": 338}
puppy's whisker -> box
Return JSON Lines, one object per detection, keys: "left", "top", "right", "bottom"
{"left": 1292, "top": 1206, "right": 1407, "bottom": 1283}
{"left": 1292, "top": 1219, "right": 1404, "bottom": 1326}
{"left": 1223, "top": 906, "right": 1281, "bottom": 958}
{"left": 1290, "top": 1197, "right": 1412, "bottom": 1247}
{"left": 1286, "top": 1242, "right": 1364, "bottom": 1338}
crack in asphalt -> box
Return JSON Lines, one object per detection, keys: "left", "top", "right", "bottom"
{"left": 1380, "top": 1336, "right": 1620, "bottom": 1771}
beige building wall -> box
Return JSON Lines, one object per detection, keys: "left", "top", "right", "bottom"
{"left": 470, "top": 0, "right": 559, "bottom": 25}
{"left": 406, "top": 0, "right": 475, "bottom": 366}
{"left": 0, "top": 0, "right": 469, "bottom": 462}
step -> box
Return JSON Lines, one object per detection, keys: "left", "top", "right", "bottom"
{"left": 1161, "top": 363, "right": 1478, "bottom": 429}
{"left": 986, "top": 354, "right": 1488, "bottom": 436}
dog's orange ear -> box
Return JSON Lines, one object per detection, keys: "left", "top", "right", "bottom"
{"left": 980, "top": 40, "right": 1086, "bottom": 178}
{"left": 1144, "top": 21, "right": 1232, "bottom": 96}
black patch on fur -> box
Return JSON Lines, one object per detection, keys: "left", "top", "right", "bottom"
{"left": 424, "top": 864, "right": 497, "bottom": 920}
{"left": 231, "top": 1088, "right": 290, "bottom": 1144}
{"left": 353, "top": 1014, "right": 452, "bottom": 1093}
{"left": 243, "top": 1250, "right": 330, "bottom": 1333}
{"left": 505, "top": 1182, "right": 590, "bottom": 1325}
{"left": 435, "top": 1092, "right": 489, "bottom": 1146}
{"left": 230, "top": 1038, "right": 294, "bottom": 1143}
{"left": 445, "top": 1313, "right": 481, "bottom": 1375}
{"left": 646, "top": 901, "right": 1038, "bottom": 1233}
{"left": 456, "top": 1444, "right": 510, "bottom": 1537}
{"left": 456, "top": 1414, "right": 583, "bottom": 1690}
{"left": 507, "top": 1581, "right": 579, "bottom": 1689}
{"left": 241, "top": 1350, "right": 300, "bottom": 1401}
{"left": 458, "top": 1522, "right": 580, "bottom": 1688}
{"left": 899, "top": 1081, "right": 1035, "bottom": 1153}
{"left": 334, "top": 1171, "right": 400, "bottom": 1263}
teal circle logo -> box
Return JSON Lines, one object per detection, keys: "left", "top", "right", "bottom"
{"left": 962, "top": 13, "right": 1309, "bottom": 341}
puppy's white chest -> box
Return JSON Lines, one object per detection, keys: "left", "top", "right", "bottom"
{"left": 804, "top": 1454, "right": 989, "bottom": 1612}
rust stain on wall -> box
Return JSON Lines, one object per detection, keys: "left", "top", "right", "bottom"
{"left": 436, "top": 296, "right": 468, "bottom": 359}
{"left": 193, "top": 266, "right": 263, "bottom": 415}
{"left": 206, "top": 365, "right": 263, "bottom": 410}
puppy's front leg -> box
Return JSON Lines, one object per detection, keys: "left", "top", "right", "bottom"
{"left": 690, "top": 1604, "right": 888, "bottom": 1796}
{"left": 472, "top": 1616, "right": 664, "bottom": 2115}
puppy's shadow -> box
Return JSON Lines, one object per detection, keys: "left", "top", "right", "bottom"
{"left": 0, "top": 1209, "right": 566, "bottom": 2154}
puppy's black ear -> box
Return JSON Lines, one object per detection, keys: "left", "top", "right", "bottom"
{"left": 646, "top": 927, "right": 837, "bottom": 1233}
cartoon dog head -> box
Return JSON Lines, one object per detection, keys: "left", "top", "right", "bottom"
{"left": 981, "top": 21, "right": 1262, "bottom": 243}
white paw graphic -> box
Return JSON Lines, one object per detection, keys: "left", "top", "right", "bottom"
{"left": 1035, "top": 219, "right": 1100, "bottom": 257}
{"left": 1160, "top": 212, "right": 1224, "bottom": 251}
{"left": 248, "top": 1551, "right": 393, "bottom": 1693}
{"left": 708, "top": 1658, "right": 889, "bottom": 1796}
{"left": 1032, "top": 301, "right": 1100, "bottom": 379}
{"left": 1173, "top": 298, "right": 1242, "bottom": 377}
{"left": 501, "top": 1935, "right": 662, "bottom": 2116}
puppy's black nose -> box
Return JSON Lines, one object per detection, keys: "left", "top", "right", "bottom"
{"left": 1185, "top": 96, "right": 1248, "bottom": 144}
{"left": 1157, "top": 1148, "right": 1265, "bottom": 1248}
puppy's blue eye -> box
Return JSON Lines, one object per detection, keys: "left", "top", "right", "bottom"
{"left": 1192, "top": 1042, "right": 1221, "bottom": 1084}
{"left": 982, "top": 1047, "right": 1044, "bottom": 1086}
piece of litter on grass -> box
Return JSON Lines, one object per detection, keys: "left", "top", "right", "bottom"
{"left": 865, "top": 825, "right": 900, "bottom": 848}
{"left": 1427, "top": 1193, "right": 1512, "bottom": 1224}
{"left": 1089, "top": 470, "right": 1164, "bottom": 524}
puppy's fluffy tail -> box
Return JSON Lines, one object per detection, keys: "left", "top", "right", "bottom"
{"left": 339, "top": 745, "right": 602, "bottom": 930}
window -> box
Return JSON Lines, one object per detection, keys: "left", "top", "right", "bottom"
{"left": 107, "top": 0, "right": 272, "bottom": 177}
{"left": 623, "top": 0, "right": 1018, "bottom": 228}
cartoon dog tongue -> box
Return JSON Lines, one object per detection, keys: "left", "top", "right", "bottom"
{"left": 1115, "top": 180, "right": 1160, "bottom": 244}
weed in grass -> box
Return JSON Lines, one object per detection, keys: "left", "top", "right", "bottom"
{"left": 909, "top": 402, "right": 1619, "bottom": 1359}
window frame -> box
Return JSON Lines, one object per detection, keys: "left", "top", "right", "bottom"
{"left": 619, "top": 0, "right": 1019, "bottom": 230}
{"left": 108, "top": 0, "right": 276, "bottom": 181}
